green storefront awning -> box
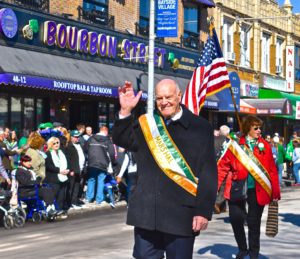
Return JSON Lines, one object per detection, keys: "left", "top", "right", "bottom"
{"left": 259, "top": 88, "right": 300, "bottom": 120}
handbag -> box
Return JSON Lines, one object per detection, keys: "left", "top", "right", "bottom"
{"left": 230, "top": 179, "right": 247, "bottom": 201}
{"left": 265, "top": 201, "right": 278, "bottom": 237}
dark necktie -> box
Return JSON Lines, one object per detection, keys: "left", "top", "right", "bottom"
{"left": 165, "top": 119, "right": 172, "bottom": 126}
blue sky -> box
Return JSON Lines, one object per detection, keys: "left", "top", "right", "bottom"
{"left": 278, "top": 0, "right": 300, "bottom": 14}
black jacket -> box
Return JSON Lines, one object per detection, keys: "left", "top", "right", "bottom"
{"left": 112, "top": 106, "right": 218, "bottom": 237}
{"left": 16, "top": 167, "right": 41, "bottom": 198}
{"left": 44, "top": 150, "right": 68, "bottom": 184}
{"left": 65, "top": 143, "right": 81, "bottom": 174}
{"left": 85, "top": 134, "right": 115, "bottom": 171}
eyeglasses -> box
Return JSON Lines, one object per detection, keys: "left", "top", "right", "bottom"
{"left": 253, "top": 126, "right": 261, "bottom": 131}
{"left": 53, "top": 142, "right": 60, "bottom": 145}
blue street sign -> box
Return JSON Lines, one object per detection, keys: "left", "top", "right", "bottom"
{"left": 156, "top": 0, "right": 178, "bottom": 38}
{"left": 216, "top": 71, "right": 241, "bottom": 111}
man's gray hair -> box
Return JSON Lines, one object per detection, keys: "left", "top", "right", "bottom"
{"left": 219, "top": 125, "right": 230, "bottom": 136}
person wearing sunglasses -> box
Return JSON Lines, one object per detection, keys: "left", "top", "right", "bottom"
{"left": 44, "top": 137, "right": 69, "bottom": 215}
{"left": 217, "top": 115, "right": 281, "bottom": 259}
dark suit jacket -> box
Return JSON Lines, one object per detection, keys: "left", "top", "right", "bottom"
{"left": 112, "top": 106, "right": 217, "bottom": 237}
{"left": 65, "top": 143, "right": 81, "bottom": 174}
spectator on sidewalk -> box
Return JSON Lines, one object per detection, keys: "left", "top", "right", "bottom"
{"left": 85, "top": 126, "right": 115, "bottom": 205}
{"left": 83, "top": 126, "right": 93, "bottom": 141}
{"left": 116, "top": 150, "right": 137, "bottom": 202}
{"left": 44, "top": 137, "right": 69, "bottom": 212}
{"left": 272, "top": 135, "right": 285, "bottom": 187}
{"left": 65, "top": 130, "right": 86, "bottom": 208}
{"left": 25, "top": 132, "right": 47, "bottom": 180}
{"left": 214, "top": 125, "right": 230, "bottom": 214}
{"left": 292, "top": 139, "right": 300, "bottom": 186}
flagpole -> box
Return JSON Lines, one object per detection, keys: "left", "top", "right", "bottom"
{"left": 147, "top": 0, "right": 155, "bottom": 114}
{"left": 229, "top": 87, "right": 242, "bottom": 131}
{"left": 208, "top": 18, "right": 242, "bottom": 131}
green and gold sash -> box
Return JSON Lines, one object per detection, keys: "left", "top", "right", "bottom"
{"left": 139, "top": 113, "right": 198, "bottom": 196}
{"left": 227, "top": 140, "right": 272, "bottom": 198}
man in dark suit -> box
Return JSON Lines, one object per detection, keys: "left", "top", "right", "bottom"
{"left": 112, "top": 79, "right": 217, "bottom": 259}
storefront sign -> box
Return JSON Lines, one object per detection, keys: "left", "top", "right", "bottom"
{"left": 0, "top": 8, "right": 18, "bottom": 38}
{"left": 240, "top": 81, "right": 259, "bottom": 97}
{"left": 1, "top": 73, "right": 119, "bottom": 97}
{"left": 156, "top": 0, "right": 178, "bottom": 37}
{"left": 262, "top": 75, "right": 287, "bottom": 92}
{"left": 286, "top": 46, "right": 295, "bottom": 92}
{"left": 43, "top": 21, "right": 166, "bottom": 68}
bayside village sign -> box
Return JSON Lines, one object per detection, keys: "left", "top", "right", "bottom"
{"left": 43, "top": 20, "right": 166, "bottom": 67}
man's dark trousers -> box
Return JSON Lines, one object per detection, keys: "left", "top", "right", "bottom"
{"left": 133, "top": 227, "right": 195, "bottom": 259}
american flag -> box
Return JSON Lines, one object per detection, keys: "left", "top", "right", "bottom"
{"left": 182, "top": 26, "right": 231, "bottom": 115}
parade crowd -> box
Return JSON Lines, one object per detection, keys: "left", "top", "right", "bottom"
{"left": 0, "top": 122, "right": 137, "bottom": 219}
{"left": 2, "top": 121, "right": 297, "bottom": 219}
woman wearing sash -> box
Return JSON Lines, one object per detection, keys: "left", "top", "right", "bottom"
{"left": 217, "top": 115, "right": 281, "bottom": 259}
{"left": 113, "top": 79, "right": 217, "bottom": 259}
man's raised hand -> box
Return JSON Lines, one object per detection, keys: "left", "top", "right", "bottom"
{"left": 119, "top": 81, "right": 142, "bottom": 116}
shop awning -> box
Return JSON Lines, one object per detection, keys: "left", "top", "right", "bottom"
{"left": 259, "top": 88, "right": 300, "bottom": 119}
{"left": 242, "top": 98, "right": 292, "bottom": 115}
{"left": 240, "top": 99, "right": 256, "bottom": 114}
{"left": 0, "top": 45, "right": 191, "bottom": 100}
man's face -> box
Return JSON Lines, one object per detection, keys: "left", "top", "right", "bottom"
{"left": 86, "top": 127, "right": 92, "bottom": 136}
{"left": 71, "top": 136, "right": 79, "bottom": 144}
{"left": 155, "top": 80, "right": 182, "bottom": 119}
{"left": 4, "top": 128, "right": 10, "bottom": 139}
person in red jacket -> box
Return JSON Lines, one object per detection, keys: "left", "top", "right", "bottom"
{"left": 217, "top": 115, "right": 281, "bottom": 259}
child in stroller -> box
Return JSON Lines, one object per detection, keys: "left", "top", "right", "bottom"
{"left": 0, "top": 188, "right": 26, "bottom": 229}
{"left": 15, "top": 155, "right": 59, "bottom": 221}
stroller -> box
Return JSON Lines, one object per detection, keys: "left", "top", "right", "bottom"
{"left": 104, "top": 175, "right": 122, "bottom": 204}
{"left": 18, "top": 184, "right": 58, "bottom": 223}
{"left": 0, "top": 189, "right": 26, "bottom": 229}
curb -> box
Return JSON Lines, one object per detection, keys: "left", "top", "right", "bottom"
{"left": 67, "top": 200, "right": 127, "bottom": 216}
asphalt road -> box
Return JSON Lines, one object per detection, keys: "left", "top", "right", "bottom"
{"left": 0, "top": 187, "right": 299, "bottom": 259}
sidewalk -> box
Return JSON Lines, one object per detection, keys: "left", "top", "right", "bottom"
{"left": 68, "top": 184, "right": 299, "bottom": 216}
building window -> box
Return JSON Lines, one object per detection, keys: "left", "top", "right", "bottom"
{"left": 222, "top": 19, "right": 234, "bottom": 62}
{"left": 0, "top": 95, "right": 8, "bottom": 127}
{"left": 0, "top": 95, "right": 44, "bottom": 133}
{"left": 183, "top": 5, "right": 200, "bottom": 49}
{"left": 240, "top": 25, "right": 250, "bottom": 67}
{"left": 276, "top": 38, "right": 284, "bottom": 75}
{"left": 36, "top": 99, "right": 44, "bottom": 126}
{"left": 261, "top": 33, "right": 270, "bottom": 73}
{"left": 11, "top": 97, "right": 22, "bottom": 131}
{"left": 80, "top": 0, "right": 113, "bottom": 28}
{"left": 139, "top": 0, "right": 150, "bottom": 29}
{"left": 83, "top": 0, "right": 108, "bottom": 12}
{"left": 24, "top": 98, "right": 35, "bottom": 131}
{"left": 295, "top": 45, "right": 300, "bottom": 81}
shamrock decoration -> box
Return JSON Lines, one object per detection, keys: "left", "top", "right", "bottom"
{"left": 258, "top": 142, "right": 265, "bottom": 152}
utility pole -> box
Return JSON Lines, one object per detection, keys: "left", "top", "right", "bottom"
{"left": 147, "top": 0, "right": 155, "bottom": 114}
